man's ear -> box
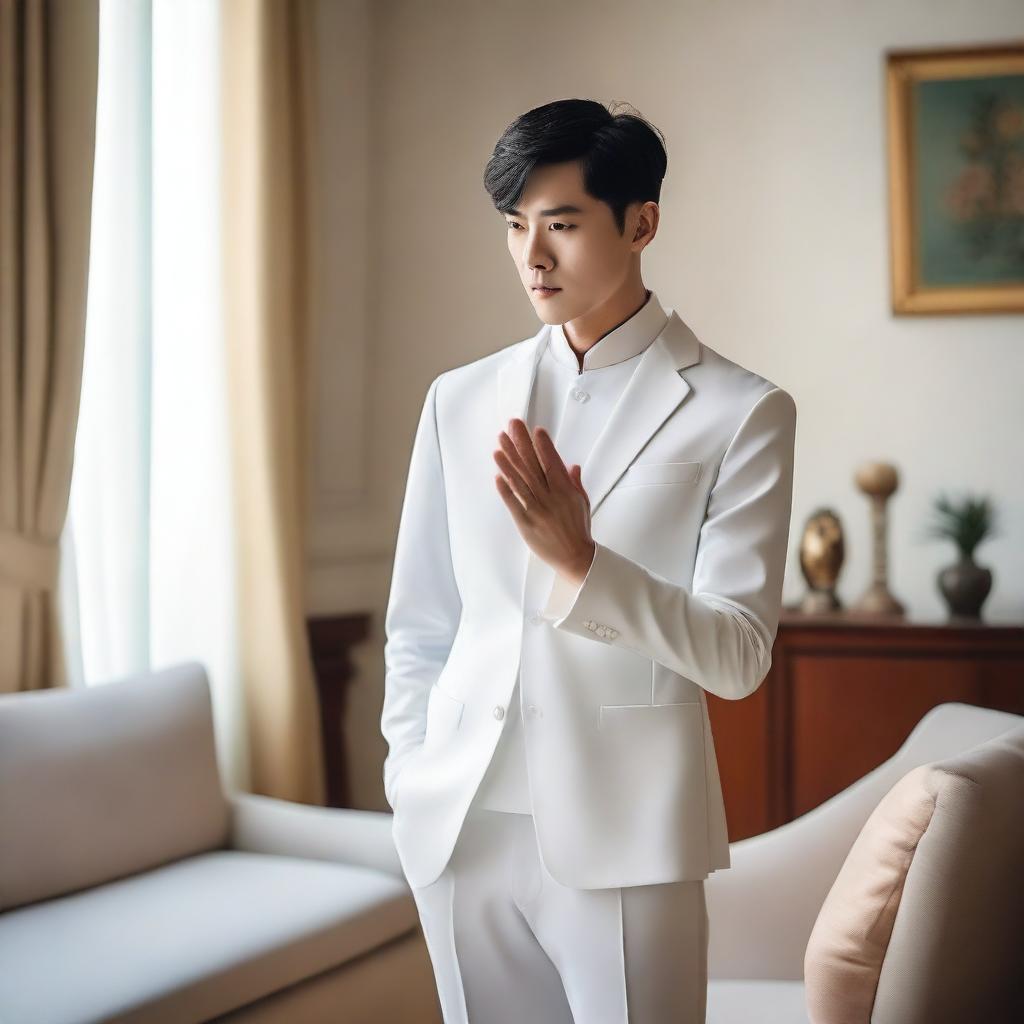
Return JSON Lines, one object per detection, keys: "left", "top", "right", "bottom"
{"left": 633, "top": 200, "right": 659, "bottom": 247}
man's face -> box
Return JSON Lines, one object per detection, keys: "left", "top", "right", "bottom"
{"left": 504, "top": 160, "right": 643, "bottom": 325}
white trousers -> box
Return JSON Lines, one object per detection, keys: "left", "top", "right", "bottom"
{"left": 409, "top": 807, "right": 709, "bottom": 1023}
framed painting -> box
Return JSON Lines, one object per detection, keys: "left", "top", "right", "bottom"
{"left": 885, "top": 42, "right": 1024, "bottom": 314}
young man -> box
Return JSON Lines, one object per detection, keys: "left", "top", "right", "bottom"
{"left": 380, "top": 98, "right": 797, "bottom": 1023}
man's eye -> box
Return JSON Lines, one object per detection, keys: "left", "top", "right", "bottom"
{"left": 505, "top": 221, "right": 576, "bottom": 231}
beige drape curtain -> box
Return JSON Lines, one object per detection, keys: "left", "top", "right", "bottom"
{"left": 0, "top": 0, "right": 99, "bottom": 693}
{"left": 0, "top": 0, "right": 324, "bottom": 804}
{"left": 221, "top": 0, "right": 326, "bottom": 805}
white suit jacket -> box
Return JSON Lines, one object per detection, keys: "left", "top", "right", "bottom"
{"left": 381, "top": 306, "right": 797, "bottom": 891}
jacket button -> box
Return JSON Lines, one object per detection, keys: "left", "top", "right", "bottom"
{"left": 493, "top": 705, "right": 505, "bottom": 720}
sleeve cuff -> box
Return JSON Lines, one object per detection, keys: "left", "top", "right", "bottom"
{"left": 542, "top": 543, "right": 598, "bottom": 622}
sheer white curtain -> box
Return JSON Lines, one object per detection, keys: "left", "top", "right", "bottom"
{"left": 60, "top": 0, "right": 249, "bottom": 792}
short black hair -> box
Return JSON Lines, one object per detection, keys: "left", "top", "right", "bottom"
{"left": 483, "top": 98, "right": 668, "bottom": 236}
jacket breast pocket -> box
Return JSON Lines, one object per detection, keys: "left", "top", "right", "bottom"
{"left": 615, "top": 460, "right": 702, "bottom": 488}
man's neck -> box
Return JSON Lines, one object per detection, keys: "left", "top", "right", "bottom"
{"left": 564, "top": 284, "right": 651, "bottom": 371}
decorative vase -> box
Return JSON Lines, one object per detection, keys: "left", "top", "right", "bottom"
{"left": 937, "top": 555, "right": 993, "bottom": 620}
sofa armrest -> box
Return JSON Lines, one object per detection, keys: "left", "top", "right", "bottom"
{"left": 706, "top": 820, "right": 843, "bottom": 980}
{"left": 706, "top": 760, "right": 908, "bottom": 980}
{"left": 226, "top": 790, "right": 405, "bottom": 882}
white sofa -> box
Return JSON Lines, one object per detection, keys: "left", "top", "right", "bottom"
{"left": 0, "top": 662, "right": 441, "bottom": 1024}
{"left": 704, "top": 700, "right": 1024, "bottom": 1023}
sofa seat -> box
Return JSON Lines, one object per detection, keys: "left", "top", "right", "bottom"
{"left": 707, "top": 979, "right": 809, "bottom": 1023}
{"left": 0, "top": 849, "right": 420, "bottom": 1024}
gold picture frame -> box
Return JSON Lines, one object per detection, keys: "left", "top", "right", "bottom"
{"left": 885, "top": 41, "right": 1024, "bottom": 314}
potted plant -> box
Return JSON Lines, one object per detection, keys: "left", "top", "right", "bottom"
{"left": 924, "top": 491, "right": 999, "bottom": 620}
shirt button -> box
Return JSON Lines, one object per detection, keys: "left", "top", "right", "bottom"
{"left": 529, "top": 610, "right": 545, "bottom": 625}
{"left": 571, "top": 388, "right": 590, "bottom": 402}
{"left": 493, "top": 705, "right": 505, "bottom": 720}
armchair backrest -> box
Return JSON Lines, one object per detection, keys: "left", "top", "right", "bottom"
{"left": 871, "top": 722, "right": 1024, "bottom": 1022}
{"left": 0, "top": 662, "right": 230, "bottom": 912}
{"left": 804, "top": 716, "right": 1024, "bottom": 1023}
{"left": 710, "top": 702, "right": 1023, "bottom": 982}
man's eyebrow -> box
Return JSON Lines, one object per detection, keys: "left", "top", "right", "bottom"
{"left": 506, "top": 204, "right": 585, "bottom": 218}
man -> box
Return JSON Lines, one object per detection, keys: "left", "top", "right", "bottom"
{"left": 380, "top": 98, "right": 797, "bottom": 1023}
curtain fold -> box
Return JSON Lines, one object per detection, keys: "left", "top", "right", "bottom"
{"left": 0, "top": 0, "right": 100, "bottom": 693}
{"left": 221, "top": 0, "right": 325, "bottom": 805}
{"left": 1, "top": 0, "right": 323, "bottom": 803}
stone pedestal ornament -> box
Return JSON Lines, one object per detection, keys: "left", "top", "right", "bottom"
{"left": 851, "top": 461, "right": 905, "bottom": 617}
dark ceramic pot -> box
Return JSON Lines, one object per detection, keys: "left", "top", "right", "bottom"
{"left": 937, "top": 555, "right": 993, "bottom": 619}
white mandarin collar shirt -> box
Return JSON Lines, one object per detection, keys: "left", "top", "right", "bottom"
{"left": 548, "top": 288, "right": 669, "bottom": 372}
{"left": 470, "top": 287, "right": 671, "bottom": 815}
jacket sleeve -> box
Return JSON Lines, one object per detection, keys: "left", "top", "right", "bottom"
{"left": 541, "top": 385, "right": 797, "bottom": 701}
{"left": 380, "top": 373, "right": 462, "bottom": 807}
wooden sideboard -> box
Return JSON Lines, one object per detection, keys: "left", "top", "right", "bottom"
{"left": 309, "top": 609, "right": 1024, "bottom": 825}
{"left": 308, "top": 613, "right": 370, "bottom": 809}
{"left": 706, "top": 608, "right": 1024, "bottom": 842}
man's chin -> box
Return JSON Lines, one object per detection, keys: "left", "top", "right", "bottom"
{"left": 530, "top": 293, "right": 571, "bottom": 323}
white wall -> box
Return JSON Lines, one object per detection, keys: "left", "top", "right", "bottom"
{"left": 308, "top": 0, "right": 1024, "bottom": 809}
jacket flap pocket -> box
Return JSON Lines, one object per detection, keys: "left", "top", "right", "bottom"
{"left": 424, "top": 684, "right": 464, "bottom": 745}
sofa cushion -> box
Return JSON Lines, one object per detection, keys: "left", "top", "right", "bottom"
{"left": 0, "top": 850, "right": 420, "bottom": 1024}
{"left": 803, "top": 723, "right": 1024, "bottom": 1024}
{"left": 707, "top": 979, "right": 808, "bottom": 1022}
{"left": 0, "top": 662, "right": 230, "bottom": 911}
{"left": 802, "top": 763, "right": 935, "bottom": 1023}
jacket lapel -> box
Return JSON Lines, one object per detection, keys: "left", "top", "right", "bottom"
{"left": 581, "top": 310, "right": 701, "bottom": 515}
{"left": 495, "top": 309, "right": 702, "bottom": 518}
{"left": 496, "top": 325, "right": 548, "bottom": 439}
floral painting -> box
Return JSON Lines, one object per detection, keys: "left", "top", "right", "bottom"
{"left": 886, "top": 44, "right": 1024, "bottom": 314}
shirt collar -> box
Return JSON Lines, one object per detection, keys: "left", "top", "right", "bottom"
{"left": 549, "top": 289, "right": 669, "bottom": 371}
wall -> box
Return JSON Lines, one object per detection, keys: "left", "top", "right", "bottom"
{"left": 308, "top": 0, "right": 1024, "bottom": 809}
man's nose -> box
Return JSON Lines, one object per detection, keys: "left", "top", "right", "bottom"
{"left": 523, "top": 232, "right": 551, "bottom": 270}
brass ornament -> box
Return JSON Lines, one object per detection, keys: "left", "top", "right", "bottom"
{"left": 798, "top": 508, "right": 845, "bottom": 614}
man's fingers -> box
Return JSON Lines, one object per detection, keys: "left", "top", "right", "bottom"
{"left": 506, "top": 419, "right": 547, "bottom": 489}
{"left": 499, "top": 420, "right": 580, "bottom": 502}
{"left": 493, "top": 449, "right": 536, "bottom": 509}
{"left": 495, "top": 474, "right": 530, "bottom": 528}
{"left": 531, "top": 426, "right": 573, "bottom": 486}
{"left": 498, "top": 428, "right": 544, "bottom": 495}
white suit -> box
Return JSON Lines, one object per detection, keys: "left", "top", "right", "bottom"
{"left": 381, "top": 298, "right": 797, "bottom": 896}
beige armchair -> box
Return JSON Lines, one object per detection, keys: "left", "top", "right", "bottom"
{"left": 704, "top": 700, "right": 1024, "bottom": 1023}
{"left": 0, "top": 661, "right": 441, "bottom": 1024}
